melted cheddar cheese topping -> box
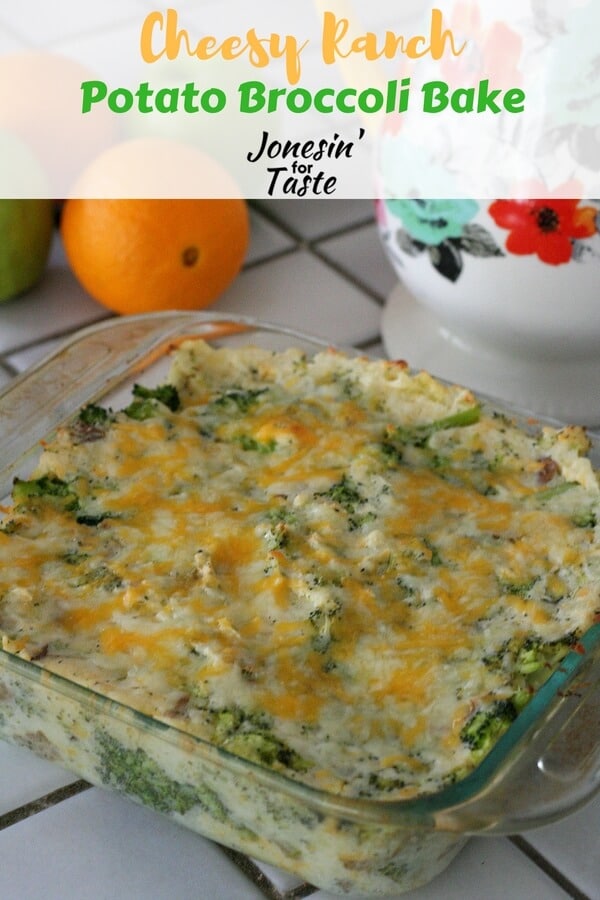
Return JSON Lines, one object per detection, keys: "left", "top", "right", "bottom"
{"left": 1, "top": 341, "right": 599, "bottom": 798}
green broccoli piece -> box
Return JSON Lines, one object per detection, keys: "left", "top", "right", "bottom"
{"left": 123, "top": 399, "right": 159, "bottom": 421}
{"left": 12, "top": 475, "right": 79, "bottom": 512}
{"left": 95, "top": 730, "right": 227, "bottom": 820}
{"left": 133, "top": 383, "right": 181, "bottom": 411}
{"left": 531, "top": 481, "right": 578, "bottom": 504}
{"left": 514, "top": 635, "right": 575, "bottom": 686}
{"left": 235, "top": 434, "right": 277, "bottom": 454}
{"left": 69, "top": 404, "right": 114, "bottom": 443}
{"left": 212, "top": 387, "right": 268, "bottom": 414}
{"left": 572, "top": 509, "right": 597, "bottom": 528}
{"left": 316, "top": 474, "right": 363, "bottom": 512}
{"left": 390, "top": 406, "right": 481, "bottom": 449}
{"left": 13, "top": 475, "right": 117, "bottom": 528}
{"left": 315, "top": 474, "right": 376, "bottom": 531}
{"left": 124, "top": 383, "right": 181, "bottom": 419}
{"left": 461, "top": 630, "right": 577, "bottom": 762}
{"left": 460, "top": 699, "right": 518, "bottom": 758}
{"left": 78, "top": 404, "right": 110, "bottom": 426}
{"left": 212, "top": 707, "right": 312, "bottom": 773}
{"left": 75, "top": 512, "right": 115, "bottom": 527}
{"left": 483, "top": 634, "right": 576, "bottom": 690}
{"left": 380, "top": 440, "right": 405, "bottom": 465}
{"left": 315, "top": 474, "right": 375, "bottom": 530}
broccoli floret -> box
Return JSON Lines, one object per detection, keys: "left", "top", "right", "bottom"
{"left": 212, "top": 707, "right": 312, "bottom": 773}
{"left": 315, "top": 474, "right": 376, "bottom": 531}
{"left": 483, "top": 634, "right": 577, "bottom": 694}
{"left": 95, "top": 730, "right": 227, "bottom": 820}
{"left": 75, "top": 512, "right": 115, "bottom": 527}
{"left": 316, "top": 474, "right": 363, "bottom": 511}
{"left": 123, "top": 399, "right": 159, "bottom": 421}
{"left": 380, "top": 440, "right": 404, "bottom": 465}
{"left": 514, "top": 635, "right": 575, "bottom": 686}
{"left": 212, "top": 387, "right": 268, "bottom": 413}
{"left": 224, "top": 731, "right": 311, "bottom": 772}
{"left": 124, "top": 383, "right": 181, "bottom": 419}
{"left": 235, "top": 434, "right": 277, "bottom": 454}
{"left": 572, "top": 509, "right": 597, "bottom": 528}
{"left": 78, "top": 404, "right": 110, "bottom": 426}
{"left": 213, "top": 706, "right": 266, "bottom": 741}
{"left": 16, "top": 480, "right": 117, "bottom": 527}
{"left": 133, "top": 382, "right": 181, "bottom": 411}
{"left": 69, "top": 404, "right": 114, "bottom": 443}
{"left": 12, "top": 475, "right": 79, "bottom": 512}
{"left": 381, "top": 407, "right": 480, "bottom": 473}
{"left": 460, "top": 699, "right": 518, "bottom": 758}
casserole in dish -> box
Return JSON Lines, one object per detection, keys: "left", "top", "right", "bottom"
{"left": 0, "top": 313, "right": 599, "bottom": 896}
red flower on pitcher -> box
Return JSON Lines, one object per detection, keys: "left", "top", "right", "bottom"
{"left": 488, "top": 199, "right": 598, "bottom": 265}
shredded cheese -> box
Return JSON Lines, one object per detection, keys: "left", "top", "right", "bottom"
{"left": 1, "top": 340, "right": 599, "bottom": 798}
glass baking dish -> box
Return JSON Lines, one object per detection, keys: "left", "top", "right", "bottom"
{"left": 0, "top": 311, "right": 599, "bottom": 897}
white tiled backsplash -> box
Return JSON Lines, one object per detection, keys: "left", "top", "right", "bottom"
{"left": 0, "top": 200, "right": 598, "bottom": 900}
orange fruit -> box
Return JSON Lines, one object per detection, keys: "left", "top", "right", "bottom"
{"left": 60, "top": 196, "right": 249, "bottom": 314}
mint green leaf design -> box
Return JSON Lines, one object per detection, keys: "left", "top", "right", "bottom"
{"left": 386, "top": 199, "right": 479, "bottom": 246}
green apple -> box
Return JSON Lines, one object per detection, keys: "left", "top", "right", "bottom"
{"left": 0, "top": 199, "right": 54, "bottom": 302}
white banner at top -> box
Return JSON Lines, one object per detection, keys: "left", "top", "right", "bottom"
{"left": 0, "top": 0, "right": 597, "bottom": 199}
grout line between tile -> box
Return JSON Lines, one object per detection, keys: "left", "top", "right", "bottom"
{"left": 309, "top": 244, "right": 385, "bottom": 308}
{"left": 218, "top": 845, "right": 319, "bottom": 900}
{"left": 243, "top": 245, "right": 300, "bottom": 272}
{"left": 249, "top": 202, "right": 375, "bottom": 246}
{"left": 509, "top": 835, "right": 592, "bottom": 900}
{"left": 0, "top": 780, "right": 92, "bottom": 832}
{"left": 0, "top": 359, "right": 18, "bottom": 378}
{"left": 308, "top": 214, "right": 379, "bottom": 244}
{"left": 217, "top": 845, "right": 298, "bottom": 900}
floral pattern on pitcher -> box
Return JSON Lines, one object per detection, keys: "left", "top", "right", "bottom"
{"left": 382, "top": 197, "right": 600, "bottom": 282}
{"left": 488, "top": 199, "right": 598, "bottom": 265}
{"left": 383, "top": 199, "right": 504, "bottom": 283}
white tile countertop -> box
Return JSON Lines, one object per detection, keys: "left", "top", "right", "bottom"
{"left": 0, "top": 200, "right": 598, "bottom": 900}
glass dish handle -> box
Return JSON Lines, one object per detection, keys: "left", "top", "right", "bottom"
{"left": 0, "top": 311, "right": 251, "bottom": 499}
{"left": 435, "top": 633, "right": 600, "bottom": 834}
